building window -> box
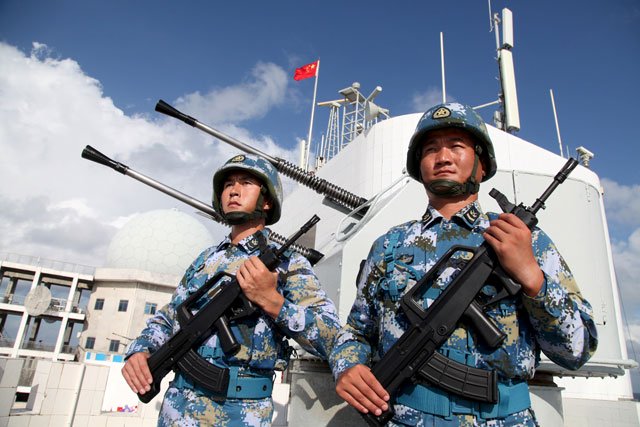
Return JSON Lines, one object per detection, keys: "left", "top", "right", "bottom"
{"left": 118, "top": 300, "right": 128, "bottom": 312}
{"left": 144, "top": 302, "right": 157, "bottom": 315}
{"left": 109, "top": 340, "right": 120, "bottom": 352}
{"left": 94, "top": 298, "right": 104, "bottom": 310}
{"left": 85, "top": 337, "right": 95, "bottom": 350}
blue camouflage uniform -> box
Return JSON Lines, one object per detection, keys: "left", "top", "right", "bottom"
{"left": 127, "top": 229, "right": 341, "bottom": 426}
{"left": 329, "top": 201, "right": 598, "bottom": 426}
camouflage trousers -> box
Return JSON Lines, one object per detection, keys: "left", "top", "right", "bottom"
{"left": 387, "top": 408, "right": 539, "bottom": 427}
{"left": 158, "top": 386, "right": 274, "bottom": 427}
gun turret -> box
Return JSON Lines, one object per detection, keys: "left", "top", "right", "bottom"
{"left": 155, "top": 100, "right": 368, "bottom": 215}
{"left": 81, "top": 145, "right": 324, "bottom": 265}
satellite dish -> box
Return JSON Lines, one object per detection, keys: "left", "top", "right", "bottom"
{"left": 24, "top": 286, "right": 52, "bottom": 316}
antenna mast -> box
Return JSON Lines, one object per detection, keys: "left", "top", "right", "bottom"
{"left": 491, "top": 7, "right": 521, "bottom": 133}
{"left": 549, "top": 89, "right": 564, "bottom": 157}
{"left": 440, "top": 32, "right": 446, "bottom": 103}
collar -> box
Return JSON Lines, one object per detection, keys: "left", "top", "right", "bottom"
{"left": 420, "top": 205, "right": 444, "bottom": 229}
{"left": 421, "top": 201, "right": 485, "bottom": 231}
{"left": 216, "top": 229, "right": 270, "bottom": 255}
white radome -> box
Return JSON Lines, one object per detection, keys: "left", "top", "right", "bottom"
{"left": 106, "top": 209, "right": 215, "bottom": 276}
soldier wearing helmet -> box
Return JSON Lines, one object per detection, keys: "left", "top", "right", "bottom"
{"left": 123, "top": 153, "right": 340, "bottom": 426}
{"left": 330, "top": 103, "right": 596, "bottom": 426}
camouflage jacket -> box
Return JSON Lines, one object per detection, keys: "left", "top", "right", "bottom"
{"left": 127, "top": 228, "right": 340, "bottom": 377}
{"left": 329, "top": 202, "right": 597, "bottom": 420}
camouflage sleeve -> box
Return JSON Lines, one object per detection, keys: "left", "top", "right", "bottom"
{"left": 125, "top": 302, "right": 176, "bottom": 357}
{"left": 521, "top": 228, "right": 598, "bottom": 370}
{"left": 328, "top": 237, "right": 383, "bottom": 381}
{"left": 125, "top": 249, "right": 209, "bottom": 357}
{"left": 273, "top": 252, "right": 341, "bottom": 360}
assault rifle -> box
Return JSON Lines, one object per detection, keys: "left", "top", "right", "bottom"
{"left": 362, "top": 158, "right": 579, "bottom": 426}
{"left": 137, "top": 215, "right": 320, "bottom": 403}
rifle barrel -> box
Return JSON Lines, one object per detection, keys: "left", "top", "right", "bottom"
{"left": 530, "top": 158, "right": 579, "bottom": 214}
{"left": 155, "top": 100, "right": 368, "bottom": 213}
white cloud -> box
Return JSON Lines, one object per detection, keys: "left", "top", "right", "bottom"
{"left": 0, "top": 42, "right": 298, "bottom": 267}
{"left": 594, "top": 178, "right": 640, "bottom": 393}
{"left": 613, "top": 227, "right": 640, "bottom": 317}
{"left": 411, "top": 86, "right": 454, "bottom": 112}
{"left": 604, "top": 179, "right": 640, "bottom": 374}
{"left": 175, "top": 61, "right": 288, "bottom": 125}
{"left": 601, "top": 178, "right": 640, "bottom": 228}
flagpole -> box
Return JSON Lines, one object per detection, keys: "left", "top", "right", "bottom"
{"left": 305, "top": 60, "right": 319, "bottom": 170}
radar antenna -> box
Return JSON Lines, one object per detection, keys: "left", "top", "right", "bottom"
{"left": 315, "top": 82, "right": 389, "bottom": 167}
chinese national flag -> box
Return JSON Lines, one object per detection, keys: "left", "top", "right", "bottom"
{"left": 293, "top": 61, "right": 318, "bottom": 81}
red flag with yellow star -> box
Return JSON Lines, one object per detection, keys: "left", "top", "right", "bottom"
{"left": 293, "top": 61, "right": 319, "bottom": 81}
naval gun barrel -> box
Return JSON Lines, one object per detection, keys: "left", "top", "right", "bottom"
{"left": 81, "top": 145, "right": 324, "bottom": 265}
{"left": 155, "top": 100, "right": 368, "bottom": 213}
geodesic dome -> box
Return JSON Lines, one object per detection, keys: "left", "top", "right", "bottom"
{"left": 106, "top": 209, "right": 215, "bottom": 277}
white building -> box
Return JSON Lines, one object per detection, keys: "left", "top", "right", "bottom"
{"left": 0, "top": 209, "right": 215, "bottom": 424}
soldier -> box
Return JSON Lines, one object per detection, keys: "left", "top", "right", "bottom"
{"left": 122, "top": 154, "right": 341, "bottom": 426}
{"left": 329, "top": 102, "right": 597, "bottom": 426}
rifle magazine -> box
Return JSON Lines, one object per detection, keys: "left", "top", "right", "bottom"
{"left": 418, "top": 352, "right": 498, "bottom": 403}
{"left": 176, "top": 349, "right": 230, "bottom": 395}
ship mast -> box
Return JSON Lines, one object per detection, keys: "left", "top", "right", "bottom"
{"left": 314, "top": 82, "right": 389, "bottom": 169}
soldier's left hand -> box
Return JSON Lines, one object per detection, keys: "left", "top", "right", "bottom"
{"left": 483, "top": 213, "right": 544, "bottom": 297}
{"left": 237, "top": 256, "right": 284, "bottom": 318}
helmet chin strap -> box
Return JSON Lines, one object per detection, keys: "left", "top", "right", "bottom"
{"left": 425, "top": 146, "right": 482, "bottom": 198}
{"left": 223, "top": 186, "right": 269, "bottom": 225}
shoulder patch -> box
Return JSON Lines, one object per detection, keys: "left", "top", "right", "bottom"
{"left": 432, "top": 107, "right": 451, "bottom": 119}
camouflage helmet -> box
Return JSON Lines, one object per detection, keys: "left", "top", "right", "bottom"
{"left": 212, "top": 154, "right": 283, "bottom": 225}
{"left": 406, "top": 102, "right": 497, "bottom": 182}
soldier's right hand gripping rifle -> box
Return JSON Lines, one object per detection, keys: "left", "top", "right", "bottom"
{"left": 362, "top": 158, "right": 579, "bottom": 427}
{"left": 137, "top": 215, "right": 320, "bottom": 403}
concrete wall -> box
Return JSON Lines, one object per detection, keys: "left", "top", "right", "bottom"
{"left": 0, "top": 358, "right": 163, "bottom": 427}
{"left": 0, "top": 357, "right": 290, "bottom": 427}
{"left": 0, "top": 358, "right": 24, "bottom": 426}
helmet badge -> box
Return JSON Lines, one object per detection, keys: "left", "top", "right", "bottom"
{"left": 432, "top": 107, "right": 451, "bottom": 119}
{"left": 230, "top": 154, "right": 246, "bottom": 163}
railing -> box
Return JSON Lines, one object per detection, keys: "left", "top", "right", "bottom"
{"left": 0, "top": 295, "right": 25, "bottom": 305}
{"left": 21, "top": 341, "right": 55, "bottom": 352}
{"left": 0, "top": 295, "right": 84, "bottom": 315}
{"left": 60, "top": 344, "right": 77, "bottom": 354}
{"left": 0, "top": 252, "right": 96, "bottom": 275}
{"left": 0, "top": 337, "right": 15, "bottom": 348}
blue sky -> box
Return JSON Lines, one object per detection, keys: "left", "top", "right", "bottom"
{"left": 1, "top": 0, "right": 638, "bottom": 187}
{"left": 1, "top": 0, "right": 639, "bottom": 392}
